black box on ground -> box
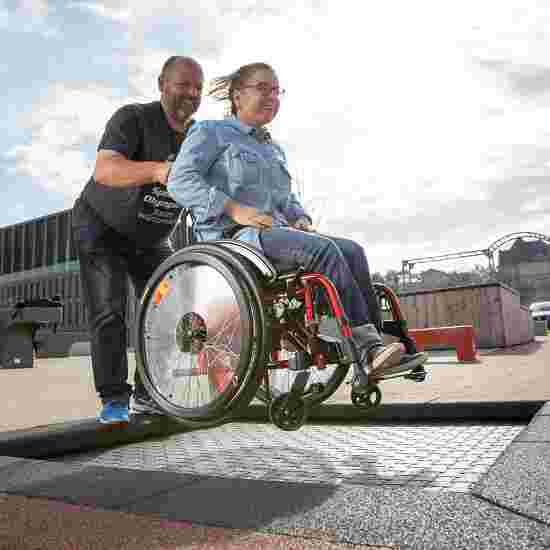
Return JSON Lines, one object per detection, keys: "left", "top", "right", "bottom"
{"left": 0, "top": 300, "right": 63, "bottom": 369}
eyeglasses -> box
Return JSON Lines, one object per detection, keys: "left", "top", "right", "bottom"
{"left": 239, "top": 83, "right": 286, "bottom": 97}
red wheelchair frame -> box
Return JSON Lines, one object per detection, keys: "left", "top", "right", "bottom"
{"left": 135, "top": 239, "right": 426, "bottom": 431}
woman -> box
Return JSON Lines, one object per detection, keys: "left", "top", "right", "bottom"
{"left": 167, "top": 62, "right": 424, "bottom": 391}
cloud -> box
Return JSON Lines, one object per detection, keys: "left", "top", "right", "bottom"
{"left": 17, "top": 0, "right": 49, "bottom": 18}
{"left": 0, "top": 0, "right": 59, "bottom": 36}
{"left": 68, "top": 1, "right": 129, "bottom": 23}
{"left": 5, "top": 0, "right": 550, "bottom": 272}
{"left": 476, "top": 59, "right": 550, "bottom": 97}
{"left": 4, "top": 84, "right": 127, "bottom": 200}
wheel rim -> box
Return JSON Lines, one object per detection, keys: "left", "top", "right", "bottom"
{"left": 141, "top": 262, "right": 248, "bottom": 413}
{"left": 269, "top": 395, "right": 307, "bottom": 430}
{"left": 352, "top": 386, "right": 382, "bottom": 408}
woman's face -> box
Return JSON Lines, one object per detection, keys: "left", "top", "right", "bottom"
{"left": 234, "top": 68, "right": 281, "bottom": 128}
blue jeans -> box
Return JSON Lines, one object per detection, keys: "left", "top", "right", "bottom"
{"left": 259, "top": 228, "right": 382, "bottom": 329}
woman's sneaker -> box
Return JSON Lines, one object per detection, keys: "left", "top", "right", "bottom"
{"left": 370, "top": 351, "right": 429, "bottom": 380}
{"left": 131, "top": 394, "right": 165, "bottom": 416}
{"left": 98, "top": 400, "right": 129, "bottom": 425}
{"left": 368, "top": 342, "right": 404, "bottom": 375}
{"left": 351, "top": 342, "right": 403, "bottom": 393}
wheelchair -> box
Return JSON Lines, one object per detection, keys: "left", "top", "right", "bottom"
{"left": 134, "top": 236, "right": 427, "bottom": 432}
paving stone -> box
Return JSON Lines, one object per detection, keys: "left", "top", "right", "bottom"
{"left": 473, "top": 442, "right": 550, "bottom": 525}
{"left": 0, "top": 457, "right": 89, "bottom": 493}
{"left": 125, "top": 476, "right": 338, "bottom": 529}
{"left": 535, "top": 402, "right": 550, "bottom": 416}
{"left": 0, "top": 456, "right": 24, "bottom": 469}
{"left": 264, "top": 486, "right": 550, "bottom": 550}
{"left": 10, "top": 464, "right": 201, "bottom": 509}
{"left": 516, "top": 415, "right": 550, "bottom": 442}
{"left": 53, "top": 422, "right": 525, "bottom": 493}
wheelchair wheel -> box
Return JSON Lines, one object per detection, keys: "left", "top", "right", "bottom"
{"left": 351, "top": 384, "right": 382, "bottom": 409}
{"left": 269, "top": 394, "right": 308, "bottom": 431}
{"left": 135, "top": 249, "right": 264, "bottom": 425}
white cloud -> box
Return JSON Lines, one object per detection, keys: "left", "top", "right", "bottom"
{"left": 0, "top": 0, "right": 59, "bottom": 35}
{"left": 68, "top": 1, "right": 129, "bottom": 23}
{"left": 4, "top": 84, "right": 127, "bottom": 200}
{"left": 5, "top": 0, "right": 550, "bottom": 272}
{"left": 18, "top": 0, "right": 49, "bottom": 18}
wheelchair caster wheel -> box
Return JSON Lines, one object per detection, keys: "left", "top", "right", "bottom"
{"left": 351, "top": 384, "right": 382, "bottom": 409}
{"left": 269, "top": 394, "right": 308, "bottom": 431}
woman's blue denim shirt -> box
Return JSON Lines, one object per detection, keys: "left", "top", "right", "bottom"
{"left": 166, "top": 116, "right": 310, "bottom": 250}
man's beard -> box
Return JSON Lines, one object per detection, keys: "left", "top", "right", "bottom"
{"left": 170, "top": 97, "right": 197, "bottom": 123}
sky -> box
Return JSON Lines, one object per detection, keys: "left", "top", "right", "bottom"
{"left": 2, "top": 0, "right": 550, "bottom": 275}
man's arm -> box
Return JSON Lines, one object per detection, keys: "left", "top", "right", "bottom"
{"left": 92, "top": 104, "right": 171, "bottom": 188}
{"left": 94, "top": 150, "right": 171, "bottom": 188}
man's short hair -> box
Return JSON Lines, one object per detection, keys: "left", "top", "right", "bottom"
{"left": 160, "top": 56, "right": 200, "bottom": 80}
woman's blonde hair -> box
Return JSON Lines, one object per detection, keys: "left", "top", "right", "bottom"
{"left": 209, "top": 62, "right": 276, "bottom": 115}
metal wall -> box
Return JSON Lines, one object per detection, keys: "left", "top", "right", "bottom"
{"left": 0, "top": 209, "right": 76, "bottom": 277}
{"left": 0, "top": 209, "right": 190, "bottom": 355}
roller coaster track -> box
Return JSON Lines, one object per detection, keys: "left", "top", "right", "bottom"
{"left": 401, "top": 232, "right": 550, "bottom": 282}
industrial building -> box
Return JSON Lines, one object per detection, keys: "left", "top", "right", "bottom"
{"left": 2, "top": 208, "right": 548, "bottom": 356}
{"left": 498, "top": 237, "right": 550, "bottom": 306}
{"left": 0, "top": 208, "right": 189, "bottom": 356}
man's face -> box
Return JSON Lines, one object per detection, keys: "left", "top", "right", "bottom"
{"left": 159, "top": 61, "right": 204, "bottom": 125}
{"left": 234, "top": 68, "right": 281, "bottom": 127}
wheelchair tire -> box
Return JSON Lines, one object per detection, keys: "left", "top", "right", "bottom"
{"left": 135, "top": 249, "right": 264, "bottom": 426}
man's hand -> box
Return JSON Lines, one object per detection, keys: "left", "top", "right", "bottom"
{"left": 225, "top": 199, "right": 273, "bottom": 229}
{"left": 94, "top": 150, "right": 175, "bottom": 188}
{"left": 292, "top": 216, "right": 315, "bottom": 232}
{"left": 154, "top": 161, "right": 173, "bottom": 186}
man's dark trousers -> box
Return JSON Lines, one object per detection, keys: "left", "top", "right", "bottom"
{"left": 73, "top": 198, "right": 172, "bottom": 402}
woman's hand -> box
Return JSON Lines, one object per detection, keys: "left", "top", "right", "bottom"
{"left": 225, "top": 199, "right": 273, "bottom": 229}
{"left": 292, "top": 216, "right": 315, "bottom": 232}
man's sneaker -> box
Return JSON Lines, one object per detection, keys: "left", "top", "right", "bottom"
{"left": 98, "top": 400, "right": 129, "bottom": 425}
{"left": 131, "top": 394, "right": 165, "bottom": 416}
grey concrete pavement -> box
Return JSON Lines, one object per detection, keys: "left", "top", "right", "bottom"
{"left": 2, "top": 337, "right": 550, "bottom": 433}
{"left": 0, "top": 337, "right": 549, "bottom": 548}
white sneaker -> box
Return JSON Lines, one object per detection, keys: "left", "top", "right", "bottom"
{"left": 131, "top": 395, "right": 165, "bottom": 416}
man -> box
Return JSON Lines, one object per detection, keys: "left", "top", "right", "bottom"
{"left": 72, "top": 56, "right": 204, "bottom": 424}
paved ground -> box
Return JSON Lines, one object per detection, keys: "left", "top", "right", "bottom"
{"left": 53, "top": 421, "right": 524, "bottom": 493}
{"left": 0, "top": 338, "right": 549, "bottom": 548}
{"left": 1, "top": 338, "right": 549, "bottom": 433}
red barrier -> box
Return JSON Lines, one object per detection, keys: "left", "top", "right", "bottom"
{"left": 408, "top": 325, "right": 479, "bottom": 362}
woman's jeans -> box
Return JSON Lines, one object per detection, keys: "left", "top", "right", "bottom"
{"left": 259, "top": 227, "right": 382, "bottom": 331}
{"left": 72, "top": 198, "right": 172, "bottom": 402}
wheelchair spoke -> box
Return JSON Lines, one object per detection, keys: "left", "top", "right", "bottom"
{"left": 142, "top": 263, "right": 246, "bottom": 411}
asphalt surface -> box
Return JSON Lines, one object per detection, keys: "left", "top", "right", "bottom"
{"left": 0, "top": 339, "right": 549, "bottom": 549}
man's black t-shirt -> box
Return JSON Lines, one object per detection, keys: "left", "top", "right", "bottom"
{"left": 79, "top": 101, "right": 186, "bottom": 246}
